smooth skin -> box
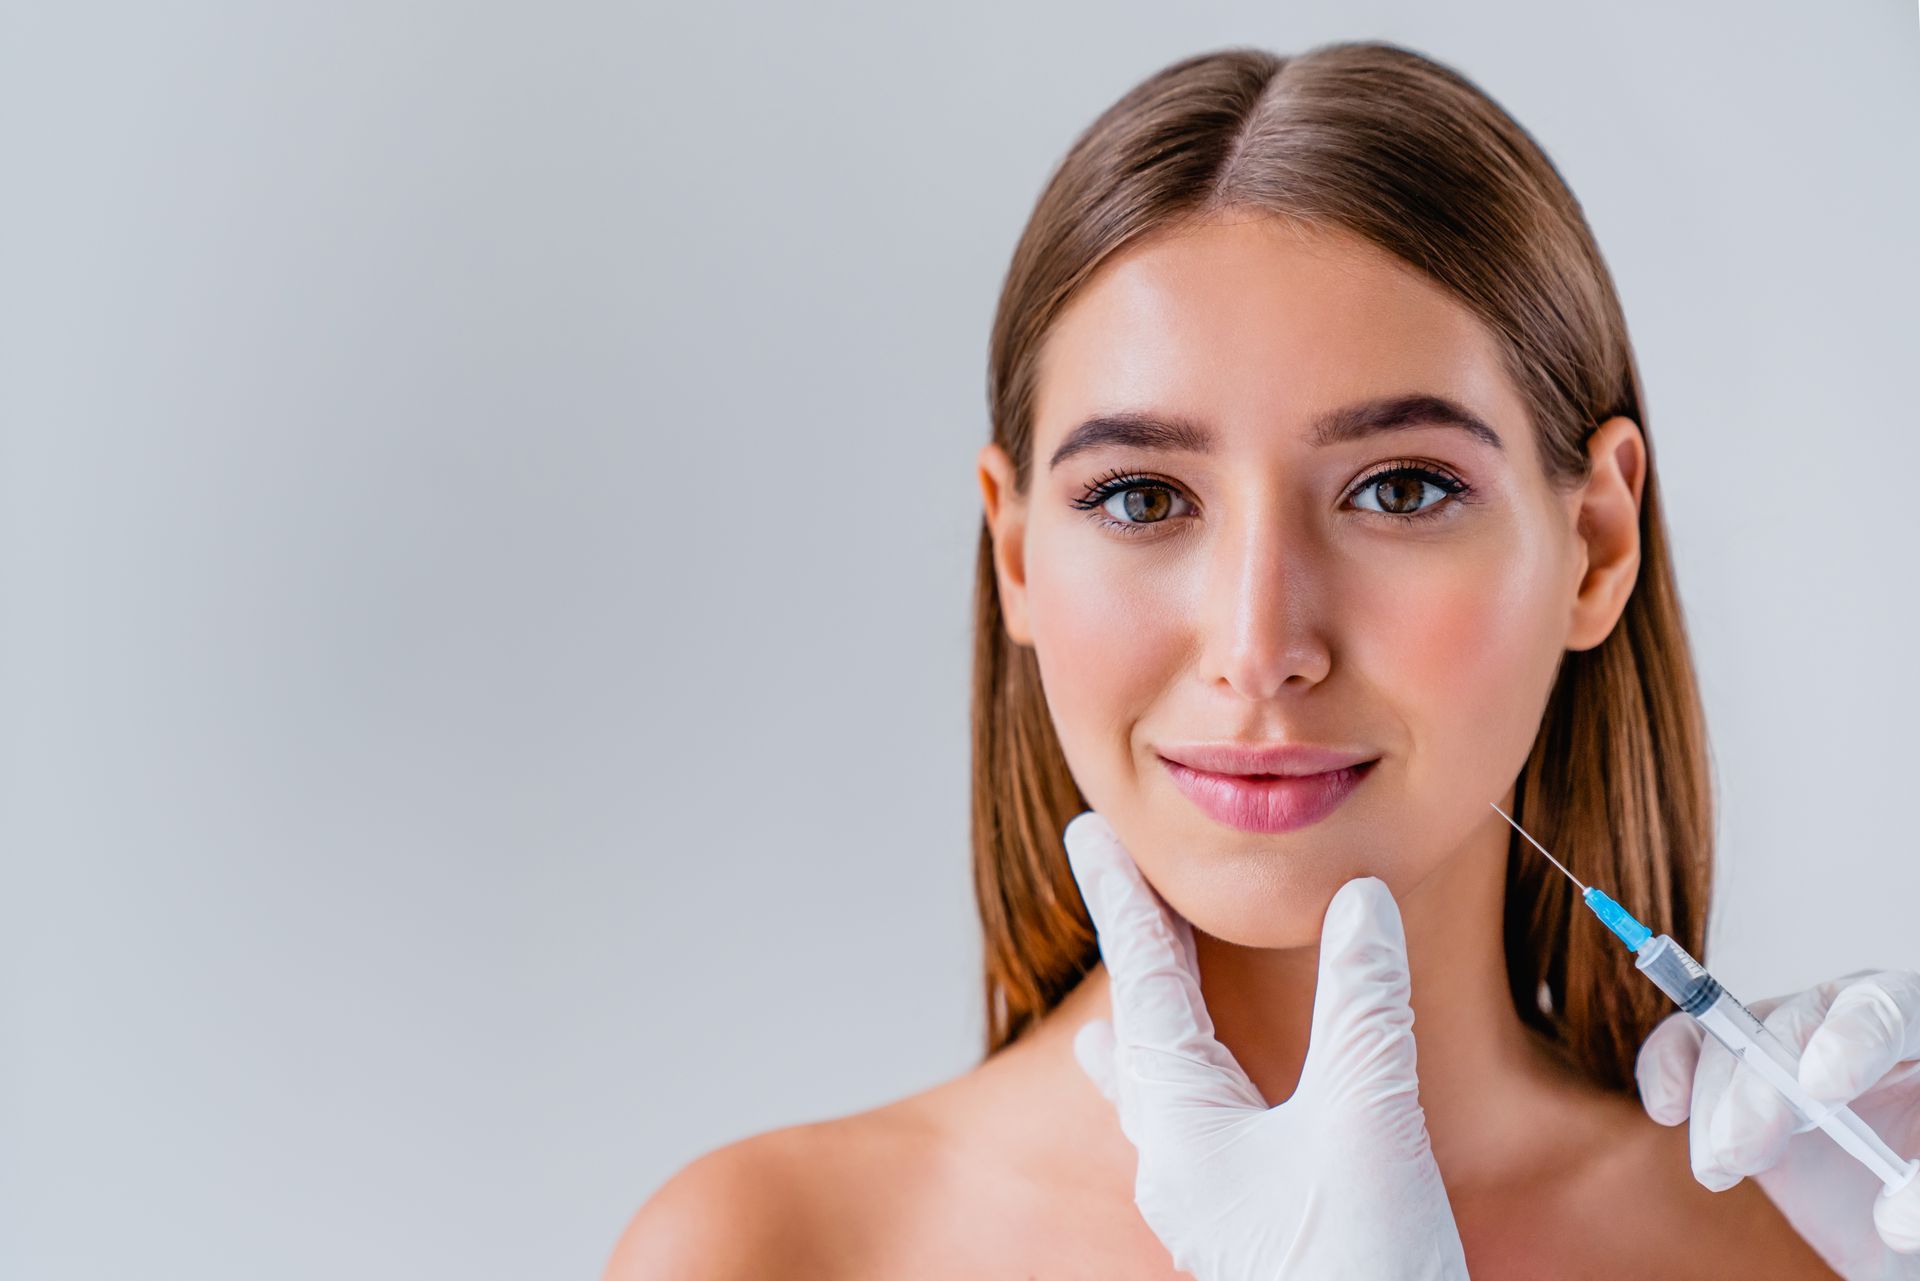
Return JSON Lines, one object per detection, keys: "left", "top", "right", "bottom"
{"left": 606, "top": 211, "right": 1838, "bottom": 1278}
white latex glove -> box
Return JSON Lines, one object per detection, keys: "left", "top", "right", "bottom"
{"left": 1635, "top": 967, "right": 1920, "bottom": 1280}
{"left": 1062, "top": 809, "right": 1469, "bottom": 1281}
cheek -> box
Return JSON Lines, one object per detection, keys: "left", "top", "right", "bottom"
{"left": 1350, "top": 528, "right": 1570, "bottom": 810}
{"left": 1023, "top": 527, "right": 1176, "bottom": 791}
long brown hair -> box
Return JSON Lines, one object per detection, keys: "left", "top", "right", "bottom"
{"left": 970, "top": 40, "right": 1713, "bottom": 1091}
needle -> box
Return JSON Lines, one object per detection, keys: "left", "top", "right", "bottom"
{"left": 1489, "top": 800, "right": 1587, "bottom": 894}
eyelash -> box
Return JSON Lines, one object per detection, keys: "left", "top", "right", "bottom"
{"left": 1068, "top": 459, "right": 1473, "bottom": 536}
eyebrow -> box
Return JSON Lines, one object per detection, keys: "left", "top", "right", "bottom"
{"left": 1045, "top": 393, "right": 1505, "bottom": 471}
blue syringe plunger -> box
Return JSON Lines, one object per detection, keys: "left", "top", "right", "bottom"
{"left": 1583, "top": 887, "right": 1652, "bottom": 951}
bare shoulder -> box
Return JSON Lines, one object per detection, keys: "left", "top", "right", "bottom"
{"left": 601, "top": 980, "right": 1125, "bottom": 1280}
{"left": 600, "top": 1095, "right": 955, "bottom": 1281}
{"left": 600, "top": 1126, "right": 819, "bottom": 1281}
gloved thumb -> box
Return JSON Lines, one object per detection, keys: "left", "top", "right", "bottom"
{"left": 1298, "top": 876, "right": 1425, "bottom": 1138}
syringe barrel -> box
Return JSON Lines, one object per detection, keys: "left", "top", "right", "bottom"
{"left": 1633, "top": 934, "right": 1721, "bottom": 1014}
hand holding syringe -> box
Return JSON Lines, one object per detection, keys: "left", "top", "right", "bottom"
{"left": 1492, "top": 802, "right": 1920, "bottom": 1271}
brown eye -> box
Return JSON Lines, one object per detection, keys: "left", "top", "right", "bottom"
{"left": 1109, "top": 485, "right": 1174, "bottom": 523}
{"left": 1348, "top": 465, "right": 1468, "bottom": 519}
{"left": 1069, "top": 473, "right": 1194, "bottom": 535}
{"left": 1368, "top": 475, "right": 1431, "bottom": 514}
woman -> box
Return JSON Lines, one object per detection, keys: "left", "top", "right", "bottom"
{"left": 610, "top": 40, "right": 1920, "bottom": 1278}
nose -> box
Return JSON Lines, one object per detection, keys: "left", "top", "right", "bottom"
{"left": 1201, "top": 505, "right": 1333, "bottom": 701}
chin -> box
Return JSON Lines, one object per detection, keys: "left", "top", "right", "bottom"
{"left": 1145, "top": 835, "right": 1395, "bottom": 950}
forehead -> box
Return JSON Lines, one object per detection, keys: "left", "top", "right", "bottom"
{"left": 1033, "top": 214, "right": 1526, "bottom": 453}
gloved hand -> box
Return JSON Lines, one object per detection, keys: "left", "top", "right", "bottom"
{"left": 1062, "top": 809, "right": 1469, "bottom": 1281}
{"left": 1635, "top": 967, "right": 1920, "bottom": 1280}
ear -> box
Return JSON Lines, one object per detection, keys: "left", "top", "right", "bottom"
{"left": 1565, "top": 415, "right": 1647, "bottom": 652}
{"left": 977, "top": 442, "right": 1034, "bottom": 646}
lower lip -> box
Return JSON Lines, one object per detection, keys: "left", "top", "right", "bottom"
{"left": 1160, "top": 756, "right": 1377, "bottom": 833}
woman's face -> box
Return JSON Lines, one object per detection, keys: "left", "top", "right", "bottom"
{"left": 978, "top": 211, "right": 1642, "bottom": 948}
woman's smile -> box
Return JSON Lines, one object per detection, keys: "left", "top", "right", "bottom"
{"left": 1158, "top": 754, "right": 1380, "bottom": 833}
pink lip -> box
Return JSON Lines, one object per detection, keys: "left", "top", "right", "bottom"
{"left": 1157, "top": 742, "right": 1376, "bottom": 777}
{"left": 1157, "top": 745, "right": 1379, "bottom": 833}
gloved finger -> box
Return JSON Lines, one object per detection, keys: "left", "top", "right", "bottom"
{"left": 1177, "top": 902, "right": 1202, "bottom": 984}
{"left": 1707, "top": 985, "right": 1832, "bottom": 1177}
{"left": 1688, "top": 1029, "right": 1743, "bottom": 1192}
{"left": 1062, "top": 811, "right": 1263, "bottom": 1111}
{"left": 1800, "top": 970, "right": 1920, "bottom": 1107}
{"left": 1298, "top": 877, "right": 1423, "bottom": 1136}
{"left": 1635, "top": 1012, "right": 1705, "bottom": 1126}
{"left": 1874, "top": 1167, "right": 1920, "bottom": 1254}
{"left": 1073, "top": 1017, "right": 1120, "bottom": 1105}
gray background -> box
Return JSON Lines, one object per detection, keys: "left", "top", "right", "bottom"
{"left": 2, "top": 1, "right": 1915, "bottom": 1277}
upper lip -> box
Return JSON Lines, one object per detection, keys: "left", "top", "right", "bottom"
{"left": 1157, "top": 742, "right": 1378, "bottom": 777}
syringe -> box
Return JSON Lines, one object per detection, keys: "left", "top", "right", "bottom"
{"left": 1490, "top": 801, "right": 1920, "bottom": 1194}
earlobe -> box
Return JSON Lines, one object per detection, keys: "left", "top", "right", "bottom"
{"left": 1565, "top": 416, "right": 1647, "bottom": 653}
{"left": 977, "top": 442, "right": 1034, "bottom": 646}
